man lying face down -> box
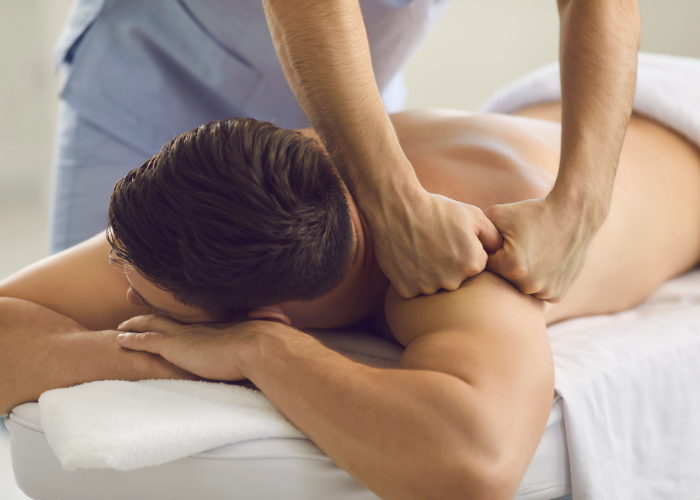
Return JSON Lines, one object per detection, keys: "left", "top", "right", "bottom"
{"left": 3, "top": 103, "right": 700, "bottom": 500}
{"left": 109, "top": 118, "right": 366, "bottom": 328}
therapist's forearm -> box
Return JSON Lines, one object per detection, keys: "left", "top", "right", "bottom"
{"left": 262, "top": 0, "right": 422, "bottom": 207}
{"left": 0, "top": 298, "right": 192, "bottom": 414}
{"left": 555, "top": 0, "right": 640, "bottom": 220}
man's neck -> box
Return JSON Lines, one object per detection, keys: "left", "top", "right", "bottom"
{"left": 281, "top": 204, "right": 389, "bottom": 329}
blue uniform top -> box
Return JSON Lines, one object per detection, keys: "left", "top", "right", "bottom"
{"left": 55, "top": 0, "right": 450, "bottom": 156}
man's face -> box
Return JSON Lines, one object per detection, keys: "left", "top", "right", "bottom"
{"left": 123, "top": 267, "right": 217, "bottom": 324}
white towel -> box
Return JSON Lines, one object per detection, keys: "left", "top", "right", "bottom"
{"left": 481, "top": 53, "right": 700, "bottom": 500}
{"left": 39, "top": 379, "right": 304, "bottom": 471}
{"left": 38, "top": 332, "right": 401, "bottom": 472}
{"left": 480, "top": 52, "right": 700, "bottom": 150}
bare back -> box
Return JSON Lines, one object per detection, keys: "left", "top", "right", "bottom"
{"left": 3, "top": 105, "right": 700, "bottom": 332}
{"left": 390, "top": 105, "right": 700, "bottom": 323}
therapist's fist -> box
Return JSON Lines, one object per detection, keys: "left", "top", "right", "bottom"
{"left": 373, "top": 193, "right": 502, "bottom": 298}
{"left": 484, "top": 197, "right": 600, "bottom": 302}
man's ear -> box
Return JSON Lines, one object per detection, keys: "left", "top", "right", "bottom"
{"left": 126, "top": 287, "right": 146, "bottom": 306}
{"left": 247, "top": 305, "right": 292, "bottom": 326}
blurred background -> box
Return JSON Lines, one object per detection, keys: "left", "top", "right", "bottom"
{"left": 1, "top": 1, "right": 700, "bottom": 498}
{"left": 2, "top": 1, "right": 700, "bottom": 281}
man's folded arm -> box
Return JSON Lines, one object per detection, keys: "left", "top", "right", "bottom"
{"left": 0, "top": 233, "right": 152, "bottom": 332}
{"left": 121, "top": 272, "right": 552, "bottom": 500}
{"left": 0, "top": 297, "right": 195, "bottom": 415}
{"left": 0, "top": 234, "right": 195, "bottom": 414}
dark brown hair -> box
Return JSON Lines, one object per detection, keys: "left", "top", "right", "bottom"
{"left": 108, "top": 118, "right": 354, "bottom": 320}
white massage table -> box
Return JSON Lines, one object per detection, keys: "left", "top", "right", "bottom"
{"left": 7, "top": 265, "right": 700, "bottom": 499}
{"left": 6, "top": 339, "right": 572, "bottom": 500}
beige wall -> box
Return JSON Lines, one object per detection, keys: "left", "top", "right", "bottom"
{"left": 404, "top": 0, "right": 700, "bottom": 111}
{"left": 0, "top": 0, "right": 73, "bottom": 202}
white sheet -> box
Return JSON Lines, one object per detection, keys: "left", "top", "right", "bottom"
{"left": 548, "top": 285, "right": 700, "bottom": 500}
{"left": 479, "top": 52, "right": 700, "bottom": 500}
{"left": 480, "top": 52, "right": 700, "bottom": 151}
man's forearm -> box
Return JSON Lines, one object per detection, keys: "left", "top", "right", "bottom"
{"left": 262, "top": 0, "right": 422, "bottom": 207}
{"left": 0, "top": 297, "right": 191, "bottom": 414}
{"left": 236, "top": 324, "right": 517, "bottom": 500}
{"left": 555, "top": 0, "right": 640, "bottom": 218}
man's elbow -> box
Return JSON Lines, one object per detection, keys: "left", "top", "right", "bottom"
{"left": 413, "top": 449, "right": 523, "bottom": 500}
{"left": 448, "top": 456, "right": 522, "bottom": 500}
{"left": 0, "top": 298, "right": 27, "bottom": 414}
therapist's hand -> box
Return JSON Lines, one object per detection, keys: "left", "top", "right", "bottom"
{"left": 484, "top": 194, "right": 604, "bottom": 302}
{"left": 373, "top": 192, "right": 503, "bottom": 298}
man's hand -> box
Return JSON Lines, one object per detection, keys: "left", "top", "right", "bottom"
{"left": 484, "top": 196, "right": 603, "bottom": 302}
{"left": 374, "top": 193, "right": 502, "bottom": 298}
{"left": 118, "top": 314, "right": 274, "bottom": 381}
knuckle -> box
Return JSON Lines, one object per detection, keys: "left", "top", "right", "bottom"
{"left": 441, "top": 279, "right": 462, "bottom": 292}
{"left": 519, "top": 282, "right": 541, "bottom": 296}
{"left": 131, "top": 332, "right": 147, "bottom": 342}
{"left": 118, "top": 332, "right": 134, "bottom": 342}
{"left": 396, "top": 284, "right": 416, "bottom": 299}
{"left": 420, "top": 284, "right": 441, "bottom": 296}
{"left": 137, "top": 331, "right": 158, "bottom": 342}
{"left": 506, "top": 261, "right": 529, "bottom": 282}
{"left": 463, "top": 261, "right": 483, "bottom": 277}
{"left": 485, "top": 204, "right": 503, "bottom": 218}
{"left": 459, "top": 251, "right": 486, "bottom": 275}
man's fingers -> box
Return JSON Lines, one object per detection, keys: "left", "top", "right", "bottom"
{"left": 118, "top": 314, "right": 179, "bottom": 333}
{"left": 117, "top": 331, "right": 166, "bottom": 355}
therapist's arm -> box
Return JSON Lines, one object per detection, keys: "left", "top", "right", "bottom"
{"left": 486, "top": 0, "right": 641, "bottom": 301}
{"left": 262, "top": 0, "right": 501, "bottom": 298}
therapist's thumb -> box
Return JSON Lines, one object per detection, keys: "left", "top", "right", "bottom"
{"left": 472, "top": 207, "right": 503, "bottom": 254}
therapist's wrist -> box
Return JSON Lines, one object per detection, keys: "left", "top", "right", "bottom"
{"left": 356, "top": 161, "right": 429, "bottom": 229}
{"left": 546, "top": 182, "right": 610, "bottom": 231}
{"left": 552, "top": 141, "right": 619, "bottom": 230}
